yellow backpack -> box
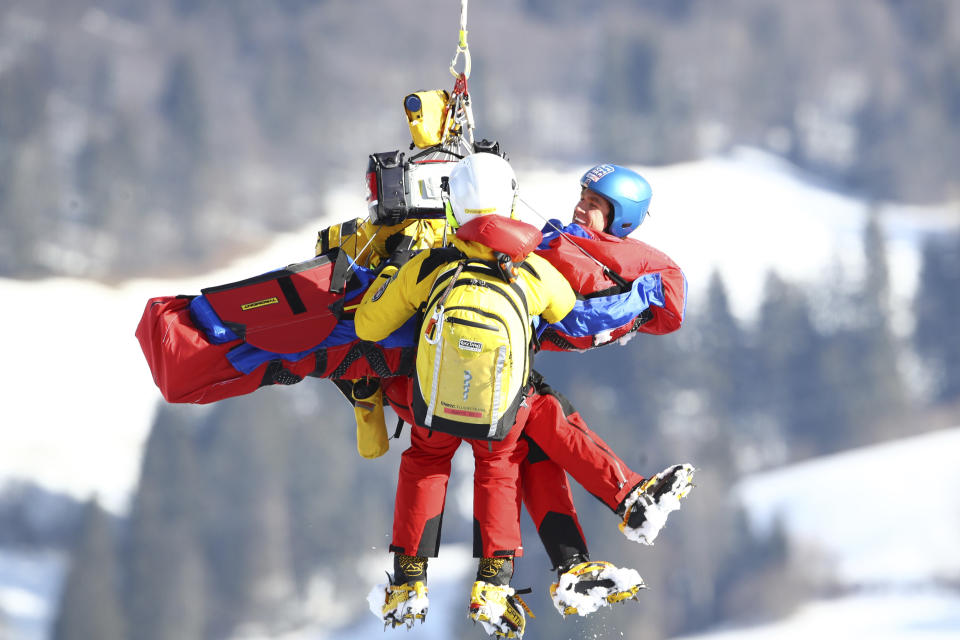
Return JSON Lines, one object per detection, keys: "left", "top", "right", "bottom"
{"left": 411, "top": 258, "right": 532, "bottom": 441}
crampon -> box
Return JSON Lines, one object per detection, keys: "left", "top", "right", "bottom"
{"left": 619, "top": 463, "right": 695, "bottom": 545}
{"left": 468, "top": 581, "right": 534, "bottom": 638}
{"left": 368, "top": 580, "right": 428, "bottom": 630}
{"left": 549, "top": 560, "right": 645, "bottom": 617}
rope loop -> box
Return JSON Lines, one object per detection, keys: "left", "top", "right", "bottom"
{"left": 449, "top": 0, "right": 471, "bottom": 78}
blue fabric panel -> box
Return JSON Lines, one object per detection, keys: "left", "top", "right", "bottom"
{"left": 189, "top": 296, "right": 239, "bottom": 344}
{"left": 226, "top": 342, "right": 320, "bottom": 375}
{"left": 225, "top": 311, "right": 420, "bottom": 375}
{"left": 379, "top": 315, "right": 418, "bottom": 347}
{"left": 345, "top": 265, "right": 376, "bottom": 301}
{"left": 548, "top": 273, "right": 664, "bottom": 338}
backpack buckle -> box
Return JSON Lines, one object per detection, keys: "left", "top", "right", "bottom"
{"left": 424, "top": 309, "right": 444, "bottom": 345}
{"left": 494, "top": 252, "right": 518, "bottom": 283}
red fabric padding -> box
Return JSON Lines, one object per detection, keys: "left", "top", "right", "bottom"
{"left": 137, "top": 296, "right": 247, "bottom": 403}
{"left": 455, "top": 215, "right": 543, "bottom": 262}
{"left": 383, "top": 376, "right": 415, "bottom": 424}
{"left": 538, "top": 321, "right": 646, "bottom": 352}
{"left": 135, "top": 296, "right": 320, "bottom": 404}
{"left": 201, "top": 255, "right": 343, "bottom": 354}
{"left": 136, "top": 296, "right": 415, "bottom": 404}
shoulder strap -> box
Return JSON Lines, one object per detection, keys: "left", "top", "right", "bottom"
{"left": 422, "top": 260, "right": 466, "bottom": 346}
{"left": 434, "top": 260, "right": 466, "bottom": 309}
{"left": 417, "top": 246, "right": 464, "bottom": 282}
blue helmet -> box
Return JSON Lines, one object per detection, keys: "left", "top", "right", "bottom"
{"left": 579, "top": 164, "right": 652, "bottom": 237}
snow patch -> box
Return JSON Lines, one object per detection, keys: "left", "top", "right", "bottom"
{"left": 0, "top": 549, "right": 66, "bottom": 640}
{"left": 672, "top": 589, "right": 960, "bottom": 640}
{"left": 736, "top": 427, "right": 960, "bottom": 586}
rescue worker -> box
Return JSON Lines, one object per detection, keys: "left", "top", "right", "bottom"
{"left": 355, "top": 153, "right": 575, "bottom": 637}
{"left": 317, "top": 160, "right": 693, "bottom": 625}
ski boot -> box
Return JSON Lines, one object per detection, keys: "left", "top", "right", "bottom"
{"left": 619, "top": 463, "right": 695, "bottom": 545}
{"left": 369, "top": 554, "right": 429, "bottom": 629}
{"left": 549, "top": 559, "right": 645, "bottom": 617}
{"left": 468, "top": 581, "right": 533, "bottom": 638}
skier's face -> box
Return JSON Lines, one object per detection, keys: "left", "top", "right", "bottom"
{"left": 573, "top": 188, "right": 612, "bottom": 232}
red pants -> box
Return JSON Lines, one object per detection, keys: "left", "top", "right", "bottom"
{"left": 381, "top": 376, "right": 644, "bottom": 564}
{"left": 523, "top": 387, "right": 642, "bottom": 512}
{"left": 519, "top": 383, "right": 644, "bottom": 567}
{"left": 389, "top": 402, "right": 530, "bottom": 559}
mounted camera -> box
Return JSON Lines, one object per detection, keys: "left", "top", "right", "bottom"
{"left": 365, "top": 150, "right": 453, "bottom": 226}
{"left": 364, "top": 140, "right": 504, "bottom": 226}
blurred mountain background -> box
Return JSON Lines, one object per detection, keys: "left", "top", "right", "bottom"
{"left": 1, "top": 1, "right": 960, "bottom": 639}
{"left": 2, "top": 0, "right": 959, "bottom": 280}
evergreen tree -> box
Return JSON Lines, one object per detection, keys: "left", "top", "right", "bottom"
{"left": 195, "top": 395, "right": 296, "bottom": 633}
{"left": 125, "top": 406, "right": 207, "bottom": 640}
{"left": 155, "top": 53, "right": 208, "bottom": 258}
{"left": 844, "top": 213, "right": 909, "bottom": 437}
{"left": 0, "top": 41, "right": 54, "bottom": 145}
{"left": 0, "top": 152, "right": 16, "bottom": 276}
{"left": 695, "top": 271, "right": 752, "bottom": 422}
{"left": 914, "top": 229, "right": 960, "bottom": 403}
{"left": 755, "top": 270, "right": 843, "bottom": 459}
{"left": 283, "top": 384, "right": 395, "bottom": 591}
{"left": 159, "top": 55, "right": 207, "bottom": 157}
{"left": 714, "top": 510, "right": 806, "bottom": 624}
{"left": 51, "top": 499, "right": 125, "bottom": 640}
{"left": 251, "top": 38, "right": 310, "bottom": 143}
{"left": 74, "top": 115, "right": 145, "bottom": 273}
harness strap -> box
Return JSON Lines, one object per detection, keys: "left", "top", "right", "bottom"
{"left": 518, "top": 196, "right": 633, "bottom": 292}
{"left": 424, "top": 261, "right": 467, "bottom": 426}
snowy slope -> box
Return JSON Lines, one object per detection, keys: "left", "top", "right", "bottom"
{"left": 673, "top": 426, "right": 960, "bottom": 640}
{"left": 736, "top": 427, "right": 960, "bottom": 586}
{"left": 672, "top": 590, "right": 960, "bottom": 640}
{"left": 0, "top": 550, "right": 63, "bottom": 640}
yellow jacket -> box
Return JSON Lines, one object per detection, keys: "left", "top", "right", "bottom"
{"left": 315, "top": 215, "right": 447, "bottom": 459}
{"left": 315, "top": 217, "right": 448, "bottom": 268}
{"left": 355, "top": 232, "right": 575, "bottom": 343}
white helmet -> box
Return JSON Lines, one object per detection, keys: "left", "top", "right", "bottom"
{"left": 446, "top": 153, "right": 518, "bottom": 228}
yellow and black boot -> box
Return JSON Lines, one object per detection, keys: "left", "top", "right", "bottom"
{"left": 378, "top": 554, "right": 429, "bottom": 629}
{"left": 468, "top": 558, "right": 533, "bottom": 638}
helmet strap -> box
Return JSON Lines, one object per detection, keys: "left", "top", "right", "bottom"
{"left": 443, "top": 200, "right": 459, "bottom": 230}
{"left": 440, "top": 176, "right": 459, "bottom": 230}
